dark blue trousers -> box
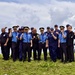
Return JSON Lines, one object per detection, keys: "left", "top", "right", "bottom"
{"left": 19, "top": 42, "right": 23, "bottom": 60}
{"left": 49, "top": 46, "right": 57, "bottom": 61}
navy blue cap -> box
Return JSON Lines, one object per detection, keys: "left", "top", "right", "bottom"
{"left": 21, "top": 26, "right": 24, "bottom": 30}
{"left": 12, "top": 25, "right": 19, "bottom": 29}
{"left": 31, "top": 27, "right": 34, "bottom": 30}
{"left": 47, "top": 27, "right": 50, "bottom": 29}
{"left": 66, "top": 24, "right": 70, "bottom": 27}
{"left": 50, "top": 28, "right": 54, "bottom": 31}
{"left": 8, "top": 28, "right": 11, "bottom": 30}
{"left": 39, "top": 27, "right": 44, "bottom": 30}
{"left": 24, "top": 26, "right": 29, "bottom": 30}
{"left": 59, "top": 26, "right": 65, "bottom": 29}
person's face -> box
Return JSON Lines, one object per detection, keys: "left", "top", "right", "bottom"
{"left": 33, "top": 30, "right": 37, "bottom": 34}
{"left": 55, "top": 27, "right": 58, "bottom": 30}
{"left": 66, "top": 27, "right": 69, "bottom": 31}
{"left": 1, "top": 28, "right": 5, "bottom": 33}
{"left": 31, "top": 29, "right": 34, "bottom": 33}
{"left": 40, "top": 30, "right": 44, "bottom": 33}
{"left": 24, "top": 29, "right": 28, "bottom": 33}
{"left": 60, "top": 29, "right": 64, "bottom": 32}
{"left": 68, "top": 26, "right": 72, "bottom": 32}
{"left": 8, "top": 29, "right": 12, "bottom": 33}
{"left": 13, "top": 28, "right": 17, "bottom": 32}
{"left": 21, "top": 30, "right": 24, "bottom": 33}
{"left": 47, "top": 29, "right": 50, "bottom": 32}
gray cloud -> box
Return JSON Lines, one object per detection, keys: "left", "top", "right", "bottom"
{"left": 0, "top": 0, "right": 75, "bottom": 31}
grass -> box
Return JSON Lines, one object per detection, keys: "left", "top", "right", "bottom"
{"left": 0, "top": 55, "right": 75, "bottom": 75}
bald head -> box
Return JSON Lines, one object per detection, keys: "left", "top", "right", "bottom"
{"left": 1, "top": 28, "right": 6, "bottom": 33}
{"left": 33, "top": 28, "right": 37, "bottom": 34}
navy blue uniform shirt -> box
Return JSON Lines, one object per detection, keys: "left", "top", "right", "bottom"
{"left": 48, "top": 32, "right": 58, "bottom": 47}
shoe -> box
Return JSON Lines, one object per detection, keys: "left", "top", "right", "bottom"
{"left": 53, "top": 60, "right": 56, "bottom": 62}
{"left": 30, "top": 57, "right": 33, "bottom": 60}
{"left": 28, "top": 59, "right": 31, "bottom": 62}
{"left": 19, "top": 59, "right": 22, "bottom": 61}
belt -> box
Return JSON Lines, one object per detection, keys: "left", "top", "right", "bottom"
{"left": 23, "top": 42, "right": 31, "bottom": 44}
{"left": 39, "top": 42, "right": 46, "bottom": 44}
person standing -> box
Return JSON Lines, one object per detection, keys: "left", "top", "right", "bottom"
{"left": 20, "top": 26, "right": 32, "bottom": 62}
{"left": 65, "top": 24, "right": 71, "bottom": 61}
{"left": 54, "top": 25, "right": 61, "bottom": 59}
{"left": 11, "top": 26, "right": 19, "bottom": 61}
{"left": 48, "top": 28, "right": 58, "bottom": 62}
{"left": 29, "top": 27, "right": 34, "bottom": 59}
{"left": 18, "top": 27, "right": 24, "bottom": 61}
{"left": 0, "top": 27, "right": 9, "bottom": 60}
{"left": 32, "top": 28, "right": 39, "bottom": 60}
{"left": 38, "top": 27, "right": 48, "bottom": 61}
{"left": 58, "top": 26, "right": 67, "bottom": 63}
{"left": 66, "top": 25, "right": 75, "bottom": 62}
{"left": 7, "top": 28, "right": 12, "bottom": 58}
{"left": 65, "top": 24, "right": 70, "bottom": 34}
{"left": 45, "top": 27, "right": 51, "bottom": 36}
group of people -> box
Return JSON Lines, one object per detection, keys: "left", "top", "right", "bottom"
{"left": 0, "top": 24, "right": 75, "bottom": 63}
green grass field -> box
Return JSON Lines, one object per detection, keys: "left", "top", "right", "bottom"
{"left": 0, "top": 55, "right": 75, "bottom": 75}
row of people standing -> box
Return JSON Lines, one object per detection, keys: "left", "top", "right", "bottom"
{"left": 0, "top": 24, "right": 75, "bottom": 63}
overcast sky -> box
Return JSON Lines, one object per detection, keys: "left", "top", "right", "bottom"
{"left": 0, "top": 0, "right": 75, "bottom": 30}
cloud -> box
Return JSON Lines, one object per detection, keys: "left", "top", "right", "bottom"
{"left": 0, "top": 2, "right": 51, "bottom": 30}
{"left": 49, "top": 0, "right": 75, "bottom": 28}
{"left": 0, "top": 0, "right": 75, "bottom": 31}
{"left": 57, "top": 0, "right": 75, "bottom": 2}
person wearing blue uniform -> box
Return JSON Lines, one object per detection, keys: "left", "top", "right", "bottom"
{"left": 45, "top": 27, "right": 51, "bottom": 57}
{"left": 54, "top": 25, "right": 61, "bottom": 59}
{"left": 18, "top": 27, "right": 24, "bottom": 61}
{"left": 11, "top": 25, "right": 19, "bottom": 61}
{"left": 45, "top": 27, "right": 51, "bottom": 36}
{"left": 58, "top": 26, "right": 67, "bottom": 63}
{"left": 38, "top": 27, "right": 48, "bottom": 61}
{"left": 20, "top": 26, "right": 32, "bottom": 62}
{"left": 48, "top": 28, "right": 58, "bottom": 62}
